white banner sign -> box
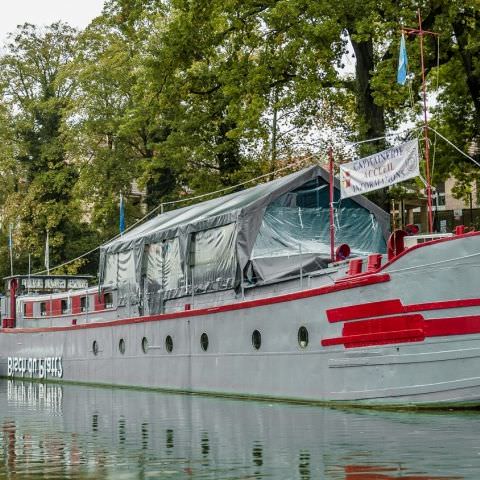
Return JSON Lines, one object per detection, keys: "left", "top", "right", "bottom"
{"left": 340, "top": 140, "right": 419, "bottom": 198}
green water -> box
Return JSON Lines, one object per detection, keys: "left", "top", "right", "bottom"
{"left": 0, "top": 379, "right": 478, "bottom": 479}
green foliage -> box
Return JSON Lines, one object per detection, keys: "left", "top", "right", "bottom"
{"left": 0, "top": 0, "right": 478, "bottom": 281}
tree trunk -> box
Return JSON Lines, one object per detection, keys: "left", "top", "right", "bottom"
{"left": 348, "top": 33, "right": 386, "bottom": 153}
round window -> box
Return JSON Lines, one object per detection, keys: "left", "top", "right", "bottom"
{"left": 92, "top": 340, "right": 99, "bottom": 356}
{"left": 119, "top": 338, "right": 126, "bottom": 355}
{"left": 141, "top": 336, "right": 148, "bottom": 354}
{"left": 252, "top": 330, "right": 262, "bottom": 350}
{"left": 200, "top": 333, "right": 209, "bottom": 351}
{"left": 165, "top": 335, "right": 173, "bottom": 353}
{"left": 298, "top": 326, "right": 309, "bottom": 349}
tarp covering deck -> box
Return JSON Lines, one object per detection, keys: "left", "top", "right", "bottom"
{"left": 99, "top": 166, "right": 389, "bottom": 308}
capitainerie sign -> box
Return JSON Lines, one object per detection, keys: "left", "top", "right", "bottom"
{"left": 7, "top": 356, "right": 63, "bottom": 379}
{"left": 340, "top": 140, "right": 419, "bottom": 199}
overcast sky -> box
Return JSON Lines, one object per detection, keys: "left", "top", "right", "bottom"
{"left": 0, "top": 0, "right": 105, "bottom": 41}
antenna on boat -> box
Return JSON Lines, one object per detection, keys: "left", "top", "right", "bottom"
{"left": 328, "top": 146, "right": 335, "bottom": 262}
{"left": 8, "top": 223, "right": 13, "bottom": 276}
{"left": 402, "top": 9, "right": 439, "bottom": 233}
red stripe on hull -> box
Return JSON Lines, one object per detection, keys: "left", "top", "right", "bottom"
{"left": 322, "top": 314, "right": 425, "bottom": 348}
{"left": 405, "top": 298, "right": 480, "bottom": 313}
{"left": 322, "top": 314, "right": 480, "bottom": 348}
{"left": 321, "top": 328, "right": 425, "bottom": 348}
{"left": 424, "top": 315, "right": 480, "bottom": 338}
{"left": 327, "top": 300, "right": 404, "bottom": 323}
{"left": 327, "top": 297, "right": 480, "bottom": 324}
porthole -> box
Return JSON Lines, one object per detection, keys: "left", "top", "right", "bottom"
{"left": 165, "top": 335, "right": 173, "bottom": 353}
{"left": 252, "top": 329, "right": 261, "bottom": 350}
{"left": 298, "top": 326, "right": 309, "bottom": 349}
{"left": 119, "top": 338, "right": 126, "bottom": 355}
{"left": 141, "top": 336, "right": 148, "bottom": 354}
{"left": 92, "top": 340, "right": 99, "bottom": 356}
{"left": 200, "top": 333, "right": 209, "bottom": 351}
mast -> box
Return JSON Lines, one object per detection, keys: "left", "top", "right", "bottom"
{"left": 328, "top": 147, "right": 335, "bottom": 262}
{"left": 403, "top": 10, "right": 438, "bottom": 233}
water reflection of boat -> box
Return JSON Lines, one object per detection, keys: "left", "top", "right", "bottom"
{"left": 0, "top": 380, "right": 476, "bottom": 479}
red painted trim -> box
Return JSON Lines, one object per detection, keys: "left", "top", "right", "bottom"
{"left": 343, "top": 314, "right": 423, "bottom": 336}
{"left": 322, "top": 313, "right": 480, "bottom": 348}
{"left": 327, "top": 299, "right": 404, "bottom": 323}
{"left": 405, "top": 298, "right": 480, "bottom": 313}
{"left": 51, "top": 299, "right": 62, "bottom": 316}
{"left": 322, "top": 314, "right": 425, "bottom": 348}
{"left": 23, "top": 302, "right": 33, "bottom": 318}
{"left": 424, "top": 315, "right": 480, "bottom": 338}
{"left": 322, "top": 328, "right": 425, "bottom": 347}
{"left": 94, "top": 293, "right": 105, "bottom": 311}
{"left": 327, "top": 297, "right": 480, "bottom": 324}
{"left": 0, "top": 274, "right": 391, "bottom": 334}
{"left": 71, "top": 295, "right": 82, "bottom": 314}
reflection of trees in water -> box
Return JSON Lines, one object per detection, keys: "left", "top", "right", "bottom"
{"left": 166, "top": 428, "right": 174, "bottom": 452}
{"left": 0, "top": 380, "right": 476, "bottom": 479}
{"left": 92, "top": 414, "right": 98, "bottom": 433}
{"left": 201, "top": 431, "right": 209, "bottom": 467}
{"left": 141, "top": 422, "right": 149, "bottom": 451}
{"left": 118, "top": 417, "right": 126, "bottom": 445}
{"left": 252, "top": 440, "right": 263, "bottom": 478}
{"left": 299, "top": 450, "right": 311, "bottom": 480}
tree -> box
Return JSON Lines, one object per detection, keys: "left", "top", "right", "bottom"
{"left": 0, "top": 23, "right": 93, "bottom": 273}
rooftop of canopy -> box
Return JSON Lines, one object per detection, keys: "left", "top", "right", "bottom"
{"left": 102, "top": 165, "right": 390, "bottom": 255}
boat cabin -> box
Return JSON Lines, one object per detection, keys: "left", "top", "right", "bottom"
{"left": 1, "top": 166, "right": 391, "bottom": 329}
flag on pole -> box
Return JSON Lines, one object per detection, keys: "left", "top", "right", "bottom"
{"left": 119, "top": 193, "right": 125, "bottom": 235}
{"left": 397, "top": 33, "right": 408, "bottom": 85}
{"left": 45, "top": 231, "right": 50, "bottom": 274}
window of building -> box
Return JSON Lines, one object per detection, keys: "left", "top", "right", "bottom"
{"left": 80, "top": 296, "right": 87, "bottom": 312}
{"left": 40, "top": 302, "right": 47, "bottom": 316}
{"left": 436, "top": 194, "right": 446, "bottom": 207}
{"left": 298, "top": 326, "right": 309, "bottom": 349}
{"left": 200, "top": 333, "right": 209, "bottom": 351}
{"left": 165, "top": 335, "right": 173, "bottom": 353}
{"left": 252, "top": 330, "right": 261, "bottom": 350}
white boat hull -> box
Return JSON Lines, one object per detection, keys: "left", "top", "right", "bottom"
{"left": 2, "top": 233, "right": 480, "bottom": 407}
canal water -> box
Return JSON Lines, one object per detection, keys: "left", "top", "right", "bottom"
{"left": 1, "top": 379, "right": 479, "bottom": 479}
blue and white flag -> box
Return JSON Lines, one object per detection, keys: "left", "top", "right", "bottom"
{"left": 119, "top": 193, "right": 125, "bottom": 235}
{"left": 397, "top": 33, "right": 408, "bottom": 85}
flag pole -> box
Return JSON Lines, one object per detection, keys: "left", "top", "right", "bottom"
{"left": 8, "top": 224, "right": 13, "bottom": 276}
{"left": 328, "top": 146, "right": 335, "bottom": 263}
{"left": 402, "top": 10, "right": 439, "bottom": 233}
{"left": 417, "top": 9, "right": 434, "bottom": 234}
{"left": 45, "top": 230, "right": 50, "bottom": 275}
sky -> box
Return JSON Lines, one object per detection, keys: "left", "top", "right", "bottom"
{"left": 0, "top": 0, "right": 106, "bottom": 41}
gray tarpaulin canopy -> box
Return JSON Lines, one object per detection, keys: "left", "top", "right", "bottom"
{"left": 99, "top": 166, "right": 389, "bottom": 306}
